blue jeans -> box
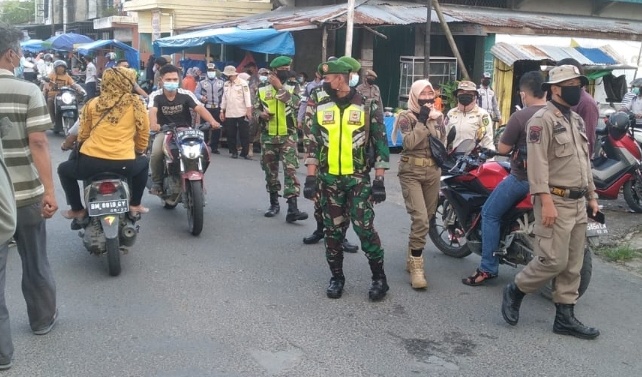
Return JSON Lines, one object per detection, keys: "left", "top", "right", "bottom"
{"left": 480, "top": 174, "right": 529, "bottom": 275}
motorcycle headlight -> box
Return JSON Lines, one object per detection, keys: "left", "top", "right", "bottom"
{"left": 181, "top": 144, "right": 202, "bottom": 159}
{"left": 61, "top": 92, "right": 75, "bottom": 105}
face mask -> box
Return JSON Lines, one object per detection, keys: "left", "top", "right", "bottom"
{"left": 417, "top": 98, "right": 435, "bottom": 107}
{"left": 366, "top": 78, "right": 375, "bottom": 85}
{"left": 481, "top": 79, "right": 491, "bottom": 86}
{"left": 458, "top": 94, "right": 474, "bottom": 106}
{"left": 633, "top": 87, "right": 640, "bottom": 95}
{"left": 163, "top": 82, "right": 179, "bottom": 92}
{"left": 322, "top": 82, "right": 334, "bottom": 94}
{"left": 560, "top": 86, "right": 582, "bottom": 106}
{"left": 207, "top": 72, "right": 216, "bottom": 79}
{"left": 259, "top": 75, "right": 268, "bottom": 83}
{"left": 276, "top": 70, "right": 290, "bottom": 83}
{"left": 349, "top": 74, "right": 359, "bottom": 87}
{"left": 297, "top": 77, "right": 304, "bottom": 84}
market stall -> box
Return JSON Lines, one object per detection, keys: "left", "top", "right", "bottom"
{"left": 42, "top": 33, "right": 94, "bottom": 51}
{"left": 76, "top": 39, "right": 140, "bottom": 70}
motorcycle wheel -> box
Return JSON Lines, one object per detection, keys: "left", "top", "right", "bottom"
{"left": 105, "top": 238, "right": 121, "bottom": 277}
{"left": 62, "top": 117, "right": 74, "bottom": 135}
{"left": 428, "top": 197, "right": 472, "bottom": 258}
{"left": 623, "top": 179, "right": 642, "bottom": 213}
{"left": 187, "top": 180, "right": 204, "bottom": 236}
{"left": 539, "top": 245, "right": 592, "bottom": 300}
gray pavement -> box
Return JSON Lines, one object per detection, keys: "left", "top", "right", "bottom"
{"left": 3, "top": 135, "right": 642, "bottom": 376}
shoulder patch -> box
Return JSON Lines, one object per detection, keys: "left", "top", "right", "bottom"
{"left": 398, "top": 115, "right": 412, "bottom": 133}
{"left": 482, "top": 114, "right": 490, "bottom": 127}
{"left": 528, "top": 125, "right": 542, "bottom": 144}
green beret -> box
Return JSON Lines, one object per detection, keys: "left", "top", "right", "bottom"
{"left": 269, "top": 56, "right": 292, "bottom": 69}
{"left": 337, "top": 56, "right": 361, "bottom": 72}
{"left": 317, "top": 60, "right": 352, "bottom": 75}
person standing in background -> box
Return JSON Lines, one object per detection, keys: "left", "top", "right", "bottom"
{"left": 221, "top": 65, "right": 253, "bottom": 159}
{"left": 83, "top": 55, "right": 97, "bottom": 100}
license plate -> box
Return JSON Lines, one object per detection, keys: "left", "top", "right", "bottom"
{"left": 176, "top": 129, "right": 204, "bottom": 140}
{"left": 586, "top": 222, "right": 608, "bottom": 237}
{"left": 87, "top": 199, "right": 128, "bottom": 216}
{"left": 59, "top": 105, "right": 76, "bottom": 110}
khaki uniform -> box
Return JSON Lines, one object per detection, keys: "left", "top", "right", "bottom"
{"left": 356, "top": 82, "right": 384, "bottom": 121}
{"left": 396, "top": 111, "right": 445, "bottom": 250}
{"left": 516, "top": 101, "right": 596, "bottom": 304}
{"left": 445, "top": 105, "right": 494, "bottom": 151}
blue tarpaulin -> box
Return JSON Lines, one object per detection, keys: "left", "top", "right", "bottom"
{"left": 574, "top": 47, "right": 618, "bottom": 65}
{"left": 43, "top": 33, "right": 94, "bottom": 51}
{"left": 153, "top": 27, "right": 295, "bottom": 56}
{"left": 20, "top": 39, "right": 44, "bottom": 53}
{"left": 76, "top": 39, "right": 140, "bottom": 70}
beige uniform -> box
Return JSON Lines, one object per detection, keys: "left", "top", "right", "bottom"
{"left": 516, "top": 101, "right": 596, "bottom": 304}
{"left": 445, "top": 105, "right": 494, "bottom": 151}
{"left": 221, "top": 79, "right": 252, "bottom": 118}
{"left": 396, "top": 110, "right": 445, "bottom": 251}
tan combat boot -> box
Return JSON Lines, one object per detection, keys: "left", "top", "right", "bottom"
{"left": 408, "top": 256, "right": 428, "bottom": 289}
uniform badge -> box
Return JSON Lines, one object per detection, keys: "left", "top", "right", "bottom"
{"left": 482, "top": 115, "right": 490, "bottom": 127}
{"left": 348, "top": 110, "right": 361, "bottom": 125}
{"left": 553, "top": 122, "right": 566, "bottom": 135}
{"left": 322, "top": 64, "right": 329, "bottom": 73}
{"left": 265, "top": 90, "right": 273, "bottom": 100}
{"left": 398, "top": 116, "right": 411, "bottom": 133}
{"left": 322, "top": 111, "right": 334, "bottom": 124}
{"left": 243, "top": 86, "right": 249, "bottom": 92}
{"left": 529, "top": 126, "right": 542, "bottom": 144}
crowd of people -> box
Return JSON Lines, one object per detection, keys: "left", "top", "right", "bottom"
{"left": 6, "top": 21, "right": 642, "bottom": 370}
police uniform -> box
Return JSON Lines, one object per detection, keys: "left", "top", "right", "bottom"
{"left": 195, "top": 65, "right": 224, "bottom": 151}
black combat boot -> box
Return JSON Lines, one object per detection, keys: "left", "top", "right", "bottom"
{"left": 303, "top": 221, "right": 324, "bottom": 244}
{"left": 341, "top": 239, "right": 359, "bottom": 253}
{"left": 368, "top": 259, "right": 389, "bottom": 301}
{"left": 501, "top": 282, "right": 526, "bottom": 326}
{"left": 264, "top": 193, "right": 280, "bottom": 217}
{"left": 553, "top": 304, "right": 600, "bottom": 339}
{"left": 286, "top": 197, "right": 309, "bottom": 223}
{"left": 327, "top": 259, "right": 345, "bottom": 299}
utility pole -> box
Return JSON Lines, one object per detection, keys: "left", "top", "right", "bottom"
{"left": 345, "top": 0, "right": 355, "bottom": 57}
{"left": 50, "top": 0, "right": 54, "bottom": 36}
{"left": 424, "top": 0, "right": 432, "bottom": 78}
{"left": 433, "top": 0, "right": 470, "bottom": 80}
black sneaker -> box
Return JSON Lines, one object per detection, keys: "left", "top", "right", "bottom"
{"left": 0, "top": 360, "right": 12, "bottom": 371}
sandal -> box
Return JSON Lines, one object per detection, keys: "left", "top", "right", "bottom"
{"left": 129, "top": 205, "right": 149, "bottom": 215}
{"left": 61, "top": 209, "right": 87, "bottom": 220}
{"left": 462, "top": 269, "right": 497, "bottom": 286}
{"left": 149, "top": 185, "right": 163, "bottom": 196}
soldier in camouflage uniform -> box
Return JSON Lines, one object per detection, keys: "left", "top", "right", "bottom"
{"left": 304, "top": 59, "right": 390, "bottom": 301}
{"left": 254, "top": 56, "right": 308, "bottom": 223}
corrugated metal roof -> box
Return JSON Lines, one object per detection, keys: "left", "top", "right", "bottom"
{"left": 490, "top": 42, "right": 626, "bottom": 67}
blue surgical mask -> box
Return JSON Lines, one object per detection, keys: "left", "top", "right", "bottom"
{"left": 207, "top": 72, "right": 217, "bottom": 79}
{"left": 349, "top": 73, "right": 359, "bottom": 87}
{"left": 259, "top": 75, "right": 268, "bottom": 83}
{"left": 163, "top": 82, "right": 179, "bottom": 91}
{"left": 633, "top": 87, "right": 640, "bottom": 95}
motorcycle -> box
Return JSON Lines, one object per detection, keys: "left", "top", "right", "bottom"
{"left": 429, "top": 140, "right": 604, "bottom": 298}
{"left": 71, "top": 174, "right": 141, "bottom": 276}
{"left": 592, "top": 111, "right": 642, "bottom": 212}
{"left": 146, "top": 123, "right": 211, "bottom": 236}
{"left": 41, "top": 77, "right": 80, "bottom": 135}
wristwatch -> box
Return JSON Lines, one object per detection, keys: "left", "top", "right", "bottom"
{"left": 374, "top": 175, "right": 384, "bottom": 182}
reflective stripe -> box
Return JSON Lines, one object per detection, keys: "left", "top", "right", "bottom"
{"left": 259, "top": 85, "right": 294, "bottom": 136}
{"left": 316, "top": 102, "right": 365, "bottom": 175}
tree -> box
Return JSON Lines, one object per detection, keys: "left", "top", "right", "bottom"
{"left": 0, "top": 0, "right": 35, "bottom": 25}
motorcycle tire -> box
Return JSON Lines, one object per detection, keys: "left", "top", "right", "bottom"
{"left": 428, "top": 197, "right": 472, "bottom": 258}
{"left": 539, "top": 245, "right": 592, "bottom": 300}
{"left": 62, "top": 117, "right": 74, "bottom": 136}
{"left": 163, "top": 201, "right": 178, "bottom": 209}
{"left": 623, "top": 179, "right": 642, "bottom": 213}
{"left": 105, "top": 238, "right": 122, "bottom": 277}
{"left": 187, "top": 180, "right": 204, "bottom": 236}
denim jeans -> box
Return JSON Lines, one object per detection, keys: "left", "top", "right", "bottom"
{"left": 480, "top": 174, "right": 529, "bottom": 275}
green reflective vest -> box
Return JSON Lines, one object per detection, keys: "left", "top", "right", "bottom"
{"left": 316, "top": 102, "right": 366, "bottom": 175}
{"left": 258, "top": 85, "right": 295, "bottom": 136}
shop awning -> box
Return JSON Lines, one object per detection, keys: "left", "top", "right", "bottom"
{"left": 76, "top": 39, "right": 140, "bottom": 70}
{"left": 42, "top": 33, "right": 94, "bottom": 51}
{"left": 153, "top": 27, "right": 295, "bottom": 56}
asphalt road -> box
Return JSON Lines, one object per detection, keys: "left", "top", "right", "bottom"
{"left": 3, "top": 135, "right": 642, "bottom": 377}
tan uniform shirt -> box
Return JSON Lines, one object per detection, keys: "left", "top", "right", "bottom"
{"left": 221, "top": 79, "right": 252, "bottom": 118}
{"left": 396, "top": 110, "right": 445, "bottom": 159}
{"left": 445, "top": 105, "right": 494, "bottom": 151}
{"left": 526, "top": 101, "right": 596, "bottom": 196}
{"left": 356, "top": 82, "right": 384, "bottom": 120}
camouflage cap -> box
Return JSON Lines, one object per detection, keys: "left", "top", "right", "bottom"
{"left": 317, "top": 60, "right": 352, "bottom": 75}
{"left": 337, "top": 56, "right": 361, "bottom": 72}
{"left": 365, "top": 69, "right": 377, "bottom": 78}
{"left": 455, "top": 80, "right": 478, "bottom": 94}
{"left": 542, "top": 65, "right": 588, "bottom": 90}
{"left": 258, "top": 68, "right": 270, "bottom": 75}
{"left": 206, "top": 63, "right": 216, "bottom": 71}
{"left": 269, "top": 56, "right": 292, "bottom": 69}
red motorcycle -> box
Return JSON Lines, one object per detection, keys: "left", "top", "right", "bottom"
{"left": 429, "top": 140, "right": 603, "bottom": 298}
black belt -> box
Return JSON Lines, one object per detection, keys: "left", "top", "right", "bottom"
{"left": 550, "top": 186, "right": 587, "bottom": 199}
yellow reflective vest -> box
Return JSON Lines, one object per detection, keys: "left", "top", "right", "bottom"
{"left": 258, "top": 84, "right": 295, "bottom": 136}
{"left": 316, "top": 102, "right": 366, "bottom": 175}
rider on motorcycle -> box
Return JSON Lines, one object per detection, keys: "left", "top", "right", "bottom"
{"left": 148, "top": 64, "right": 221, "bottom": 196}
{"left": 58, "top": 67, "right": 150, "bottom": 219}
{"left": 43, "top": 60, "right": 86, "bottom": 127}
{"left": 622, "top": 78, "right": 642, "bottom": 126}
{"left": 462, "top": 71, "right": 547, "bottom": 286}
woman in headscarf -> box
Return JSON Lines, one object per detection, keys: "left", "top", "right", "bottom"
{"left": 394, "top": 79, "right": 445, "bottom": 290}
{"left": 58, "top": 67, "right": 150, "bottom": 219}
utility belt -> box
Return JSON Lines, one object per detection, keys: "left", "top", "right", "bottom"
{"left": 205, "top": 103, "right": 219, "bottom": 109}
{"left": 400, "top": 155, "right": 435, "bottom": 167}
{"left": 549, "top": 186, "right": 587, "bottom": 200}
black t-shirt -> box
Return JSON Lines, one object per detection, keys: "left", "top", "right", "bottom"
{"left": 154, "top": 92, "right": 198, "bottom": 126}
{"left": 499, "top": 105, "right": 545, "bottom": 181}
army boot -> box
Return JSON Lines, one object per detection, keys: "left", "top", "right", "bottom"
{"left": 553, "top": 304, "right": 600, "bottom": 339}
{"left": 501, "top": 282, "right": 525, "bottom": 326}
{"left": 341, "top": 239, "right": 358, "bottom": 253}
{"left": 303, "top": 221, "right": 324, "bottom": 244}
{"left": 264, "top": 192, "right": 280, "bottom": 217}
{"left": 408, "top": 255, "right": 427, "bottom": 289}
{"left": 286, "top": 197, "right": 308, "bottom": 223}
{"left": 326, "top": 258, "right": 345, "bottom": 299}
{"left": 368, "top": 259, "right": 389, "bottom": 301}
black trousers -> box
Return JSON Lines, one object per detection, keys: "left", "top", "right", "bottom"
{"left": 85, "top": 82, "right": 97, "bottom": 100}
{"left": 225, "top": 117, "right": 249, "bottom": 157}
{"left": 205, "top": 108, "right": 222, "bottom": 151}
{"left": 58, "top": 153, "right": 149, "bottom": 211}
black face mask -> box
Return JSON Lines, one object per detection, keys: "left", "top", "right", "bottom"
{"left": 276, "top": 70, "right": 290, "bottom": 83}
{"left": 481, "top": 79, "right": 491, "bottom": 86}
{"left": 560, "top": 86, "right": 582, "bottom": 107}
{"left": 366, "top": 78, "right": 376, "bottom": 85}
{"left": 417, "top": 98, "right": 435, "bottom": 107}
{"left": 458, "top": 94, "right": 474, "bottom": 106}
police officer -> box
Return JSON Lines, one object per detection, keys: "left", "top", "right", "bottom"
{"left": 502, "top": 65, "right": 600, "bottom": 340}
{"left": 478, "top": 72, "right": 501, "bottom": 128}
{"left": 446, "top": 81, "right": 494, "bottom": 151}
{"left": 195, "top": 63, "right": 225, "bottom": 153}
{"left": 356, "top": 69, "right": 384, "bottom": 116}
{"left": 394, "top": 79, "right": 444, "bottom": 289}
{"left": 255, "top": 56, "right": 308, "bottom": 223}
{"left": 304, "top": 59, "right": 390, "bottom": 301}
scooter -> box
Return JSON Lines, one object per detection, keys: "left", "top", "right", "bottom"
{"left": 592, "top": 111, "right": 642, "bottom": 212}
{"left": 41, "top": 77, "right": 80, "bottom": 135}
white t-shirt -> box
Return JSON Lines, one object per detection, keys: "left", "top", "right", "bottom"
{"left": 85, "top": 62, "right": 97, "bottom": 84}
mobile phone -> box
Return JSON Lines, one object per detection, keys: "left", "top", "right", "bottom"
{"left": 587, "top": 208, "right": 605, "bottom": 224}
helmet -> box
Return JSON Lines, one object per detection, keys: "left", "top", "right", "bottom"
{"left": 105, "top": 52, "right": 117, "bottom": 60}
{"left": 607, "top": 111, "right": 631, "bottom": 140}
{"left": 630, "top": 78, "right": 642, "bottom": 88}
{"left": 43, "top": 53, "right": 53, "bottom": 62}
{"left": 53, "top": 60, "right": 67, "bottom": 70}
